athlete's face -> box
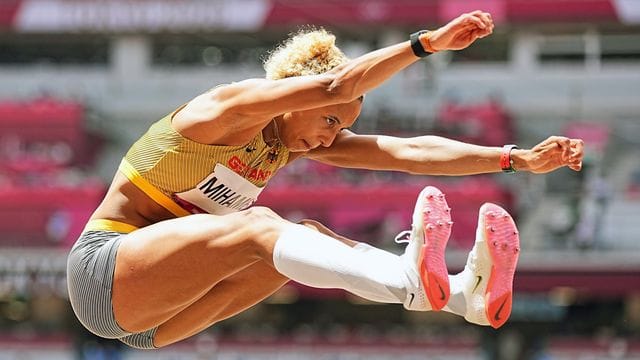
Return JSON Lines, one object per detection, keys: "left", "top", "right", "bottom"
{"left": 278, "top": 98, "right": 363, "bottom": 152}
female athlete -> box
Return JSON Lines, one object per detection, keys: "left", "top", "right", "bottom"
{"left": 67, "top": 10, "right": 584, "bottom": 349}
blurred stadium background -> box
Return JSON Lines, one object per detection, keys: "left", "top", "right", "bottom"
{"left": 0, "top": 0, "right": 639, "bottom": 359}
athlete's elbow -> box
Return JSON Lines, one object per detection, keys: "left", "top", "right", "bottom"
{"left": 323, "top": 78, "right": 352, "bottom": 103}
{"left": 324, "top": 69, "right": 361, "bottom": 103}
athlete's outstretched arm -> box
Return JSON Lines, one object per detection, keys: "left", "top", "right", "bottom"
{"left": 306, "top": 132, "right": 584, "bottom": 176}
{"left": 173, "top": 11, "right": 493, "bottom": 143}
{"left": 217, "top": 11, "right": 493, "bottom": 117}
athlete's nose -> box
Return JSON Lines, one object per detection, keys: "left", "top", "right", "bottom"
{"left": 319, "top": 130, "right": 337, "bottom": 147}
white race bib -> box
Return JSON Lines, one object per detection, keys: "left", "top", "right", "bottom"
{"left": 173, "top": 164, "right": 264, "bottom": 215}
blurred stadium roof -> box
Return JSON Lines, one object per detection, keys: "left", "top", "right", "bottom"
{"left": 0, "top": 0, "right": 639, "bottom": 34}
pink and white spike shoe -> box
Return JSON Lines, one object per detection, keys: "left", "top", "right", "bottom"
{"left": 463, "top": 203, "right": 520, "bottom": 329}
{"left": 398, "top": 186, "right": 452, "bottom": 311}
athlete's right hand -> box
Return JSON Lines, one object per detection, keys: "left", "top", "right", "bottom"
{"left": 428, "top": 10, "right": 494, "bottom": 51}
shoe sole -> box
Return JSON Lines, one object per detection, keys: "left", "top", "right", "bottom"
{"left": 481, "top": 203, "right": 520, "bottom": 329}
{"left": 414, "top": 186, "right": 451, "bottom": 311}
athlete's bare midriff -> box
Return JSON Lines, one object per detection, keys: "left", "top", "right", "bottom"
{"left": 90, "top": 171, "right": 177, "bottom": 228}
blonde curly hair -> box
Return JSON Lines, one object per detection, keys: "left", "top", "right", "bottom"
{"left": 263, "top": 27, "right": 349, "bottom": 80}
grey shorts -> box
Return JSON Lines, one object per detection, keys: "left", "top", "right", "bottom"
{"left": 67, "top": 230, "right": 158, "bottom": 349}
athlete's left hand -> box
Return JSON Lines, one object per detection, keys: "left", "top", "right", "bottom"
{"left": 429, "top": 10, "right": 494, "bottom": 51}
{"left": 513, "top": 136, "right": 585, "bottom": 174}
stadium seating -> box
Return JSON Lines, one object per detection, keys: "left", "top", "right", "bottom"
{"left": 0, "top": 97, "right": 105, "bottom": 248}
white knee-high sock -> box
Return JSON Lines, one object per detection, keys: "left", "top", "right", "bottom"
{"left": 273, "top": 224, "right": 415, "bottom": 304}
{"left": 443, "top": 269, "right": 472, "bottom": 317}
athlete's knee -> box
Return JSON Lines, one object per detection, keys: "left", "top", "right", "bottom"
{"left": 239, "top": 207, "right": 289, "bottom": 257}
{"left": 241, "top": 207, "right": 288, "bottom": 234}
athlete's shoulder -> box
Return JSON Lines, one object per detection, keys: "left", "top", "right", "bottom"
{"left": 211, "top": 78, "right": 270, "bottom": 94}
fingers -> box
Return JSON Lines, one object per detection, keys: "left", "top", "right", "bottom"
{"left": 463, "top": 13, "right": 487, "bottom": 29}
{"left": 463, "top": 10, "right": 494, "bottom": 30}
{"left": 570, "top": 138, "right": 584, "bottom": 158}
{"left": 568, "top": 163, "right": 583, "bottom": 171}
{"left": 436, "top": 10, "right": 494, "bottom": 50}
{"left": 477, "top": 26, "right": 493, "bottom": 39}
{"left": 470, "top": 30, "right": 492, "bottom": 42}
{"left": 558, "top": 137, "right": 572, "bottom": 162}
{"left": 538, "top": 136, "right": 585, "bottom": 172}
{"left": 558, "top": 137, "right": 585, "bottom": 169}
{"left": 456, "top": 11, "right": 493, "bottom": 40}
{"left": 476, "top": 11, "right": 494, "bottom": 33}
{"left": 568, "top": 139, "right": 584, "bottom": 171}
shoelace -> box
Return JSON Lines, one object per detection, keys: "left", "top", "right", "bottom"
{"left": 394, "top": 230, "right": 412, "bottom": 244}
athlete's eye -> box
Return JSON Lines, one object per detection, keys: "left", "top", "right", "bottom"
{"left": 326, "top": 117, "right": 338, "bottom": 127}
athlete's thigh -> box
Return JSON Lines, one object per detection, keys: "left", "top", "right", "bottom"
{"left": 154, "top": 259, "right": 289, "bottom": 347}
{"left": 112, "top": 209, "right": 285, "bottom": 332}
